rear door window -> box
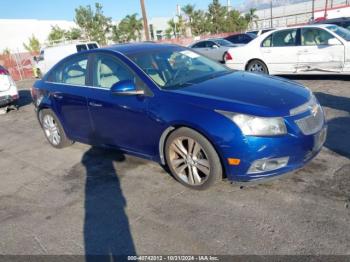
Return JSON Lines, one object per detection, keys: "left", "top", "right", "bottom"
{"left": 192, "top": 42, "right": 206, "bottom": 48}
{"left": 269, "top": 29, "right": 298, "bottom": 47}
{"left": 48, "top": 54, "right": 88, "bottom": 86}
{"left": 205, "top": 41, "right": 216, "bottom": 48}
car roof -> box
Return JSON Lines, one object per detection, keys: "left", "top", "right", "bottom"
{"left": 104, "top": 42, "right": 181, "bottom": 55}
{"left": 274, "top": 24, "right": 334, "bottom": 31}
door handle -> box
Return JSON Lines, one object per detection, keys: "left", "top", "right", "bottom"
{"left": 89, "top": 102, "right": 103, "bottom": 107}
{"left": 53, "top": 93, "right": 63, "bottom": 99}
{"left": 263, "top": 50, "right": 271, "bottom": 53}
{"left": 297, "top": 50, "right": 309, "bottom": 54}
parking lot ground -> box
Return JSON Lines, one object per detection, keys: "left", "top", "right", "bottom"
{"left": 0, "top": 77, "right": 349, "bottom": 255}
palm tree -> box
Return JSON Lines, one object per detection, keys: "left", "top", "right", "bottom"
{"left": 167, "top": 18, "right": 178, "bottom": 38}
{"left": 119, "top": 13, "right": 143, "bottom": 41}
{"left": 182, "top": 4, "right": 195, "bottom": 36}
{"left": 245, "top": 8, "right": 259, "bottom": 28}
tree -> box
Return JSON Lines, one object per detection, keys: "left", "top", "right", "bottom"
{"left": 207, "top": 0, "right": 228, "bottom": 34}
{"left": 225, "top": 10, "right": 248, "bottom": 33}
{"left": 182, "top": 4, "right": 195, "bottom": 36}
{"left": 191, "top": 10, "right": 209, "bottom": 36}
{"left": 245, "top": 8, "right": 259, "bottom": 28}
{"left": 48, "top": 26, "right": 82, "bottom": 43}
{"left": 176, "top": 15, "right": 186, "bottom": 37}
{"left": 75, "top": 3, "right": 111, "bottom": 45}
{"left": 65, "top": 28, "right": 82, "bottom": 40}
{"left": 167, "top": 18, "right": 178, "bottom": 38}
{"left": 110, "top": 25, "right": 121, "bottom": 43}
{"left": 23, "top": 35, "right": 41, "bottom": 53}
{"left": 118, "top": 14, "right": 143, "bottom": 42}
{"left": 165, "top": 28, "right": 173, "bottom": 39}
{"left": 48, "top": 25, "right": 66, "bottom": 43}
{"left": 2, "top": 48, "right": 11, "bottom": 56}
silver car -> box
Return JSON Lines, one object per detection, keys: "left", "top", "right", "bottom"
{"left": 189, "top": 38, "right": 237, "bottom": 62}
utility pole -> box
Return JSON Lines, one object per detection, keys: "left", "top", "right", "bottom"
{"left": 140, "top": 0, "right": 150, "bottom": 41}
{"left": 270, "top": 0, "right": 273, "bottom": 28}
{"left": 324, "top": 0, "right": 329, "bottom": 18}
{"left": 311, "top": 0, "right": 315, "bottom": 20}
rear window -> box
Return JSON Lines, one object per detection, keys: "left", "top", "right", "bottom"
{"left": 88, "top": 43, "right": 98, "bottom": 49}
{"left": 76, "top": 44, "right": 88, "bottom": 52}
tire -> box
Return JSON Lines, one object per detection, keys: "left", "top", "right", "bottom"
{"left": 165, "top": 127, "right": 222, "bottom": 190}
{"left": 246, "top": 60, "right": 269, "bottom": 74}
{"left": 39, "top": 109, "right": 73, "bottom": 149}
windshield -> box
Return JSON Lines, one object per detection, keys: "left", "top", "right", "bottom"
{"left": 128, "top": 48, "right": 231, "bottom": 90}
{"left": 214, "top": 39, "right": 234, "bottom": 46}
{"left": 326, "top": 25, "right": 350, "bottom": 41}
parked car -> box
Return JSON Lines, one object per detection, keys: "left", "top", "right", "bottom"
{"left": 225, "top": 33, "right": 256, "bottom": 45}
{"left": 188, "top": 38, "right": 236, "bottom": 62}
{"left": 0, "top": 65, "right": 19, "bottom": 109}
{"left": 32, "top": 43, "right": 327, "bottom": 189}
{"left": 312, "top": 17, "right": 350, "bottom": 31}
{"left": 225, "top": 24, "right": 350, "bottom": 75}
{"left": 34, "top": 41, "right": 99, "bottom": 77}
{"left": 246, "top": 28, "right": 275, "bottom": 36}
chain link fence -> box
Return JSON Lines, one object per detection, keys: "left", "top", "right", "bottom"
{"left": 0, "top": 52, "right": 35, "bottom": 81}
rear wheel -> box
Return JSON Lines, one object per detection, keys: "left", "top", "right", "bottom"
{"left": 40, "top": 109, "right": 73, "bottom": 148}
{"left": 247, "top": 60, "right": 269, "bottom": 74}
{"left": 165, "top": 127, "right": 222, "bottom": 190}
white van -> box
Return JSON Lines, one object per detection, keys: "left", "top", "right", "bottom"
{"left": 35, "top": 41, "right": 99, "bottom": 77}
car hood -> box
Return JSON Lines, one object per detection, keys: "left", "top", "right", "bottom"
{"left": 172, "top": 71, "right": 311, "bottom": 117}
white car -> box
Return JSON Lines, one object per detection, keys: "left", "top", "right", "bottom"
{"left": 0, "top": 65, "right": 18, "bottom": 110}
{"left": 226, "top": 24, "right": 350, "bottom": 75}
{"left": 246, "top": 28, "right": 275, "bottom": 36}
{"left": 35, "top": 41, "right": 99, "bottom": 77}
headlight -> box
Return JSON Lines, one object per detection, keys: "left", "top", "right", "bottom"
{"left": 216, "top": 110, "right": 287, "bottom": 136}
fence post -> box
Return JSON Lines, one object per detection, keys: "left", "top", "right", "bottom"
{"left": 13, "top": 52, "right": 23, "bottom": 81}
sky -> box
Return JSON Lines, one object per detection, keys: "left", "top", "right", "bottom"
{"left": 0, "top": 0, "right": 245, "bottom": 21}
{"left": 0, "top": 0, "right": 308, "bottom": 21}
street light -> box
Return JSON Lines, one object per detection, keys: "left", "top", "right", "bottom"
{"left": 140, "top": 0, "right": 150, "bottom": 41}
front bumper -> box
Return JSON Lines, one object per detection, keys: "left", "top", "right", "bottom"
{"left": 0, "top": 94, "right": 18, "bottom": 107}
{"left": 220, "top": 111, "right": 327, "bottom": 182}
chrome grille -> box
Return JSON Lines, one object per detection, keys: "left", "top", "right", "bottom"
{"left": 295, "top": 105, "right": 324, "bottom": 135}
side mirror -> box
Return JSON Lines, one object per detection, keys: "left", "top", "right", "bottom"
{"left": 111, "top": 80, "right": 144, "bottom": 96}
{"left": 328, "top": 38, "right": 341, "bottom": 45}
{"left": 33, "top": 56, "right": 37, "bottom": 62}
{"left": 212, "top": 44, "right": 219, "bottom": 49}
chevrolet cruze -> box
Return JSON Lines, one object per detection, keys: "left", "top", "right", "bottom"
{"left": 31, "top": 43, "right": 327, "bottom": 190}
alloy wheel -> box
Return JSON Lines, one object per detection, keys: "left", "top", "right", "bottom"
{"left": 248, "top": 63, "right": 265, "bottom": 73}
{"left": 168, "top": 137, "right": 211, "bottom": 186}
{"left": 42, "top": 114, "right": 61, "bottom": 146}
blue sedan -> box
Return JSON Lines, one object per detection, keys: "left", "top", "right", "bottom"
{"left": 31, "top": 43, "right": 327, "bottom": 189}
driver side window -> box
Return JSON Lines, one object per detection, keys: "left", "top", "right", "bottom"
{"left": 93, "top": 54, "right": 135, "bottom": 89}
{"left": 301, "top": 28, "right": 335, "bottom": 46}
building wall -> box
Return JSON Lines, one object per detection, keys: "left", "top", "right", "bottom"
{"left": 0, "top": 19, "right": 76, "bottom": 53}
{"left": 252, "top": 0, "right": 350, "bottom": 29}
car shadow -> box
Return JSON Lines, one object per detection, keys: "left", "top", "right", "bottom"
{"left": 82, "top": 146, "right": 136, "bottom": 260}
{"left": 18, "top": 90, "right": 33, "bottom": 108}
{"left": 283, "top": 75, "right": 350, "bottom": 81}
{"left": 314, "top": 92, "right": 350, "bottom": 159}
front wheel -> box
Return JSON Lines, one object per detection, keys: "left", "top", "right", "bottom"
{"left": 40, "top": 109, "right": 73, "bottom": 148}
{"left": 246, "top": 60, "right": 269, "bottom": 74}
{"left": 165, "top": 127, "right": 222, "bottom": 190}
